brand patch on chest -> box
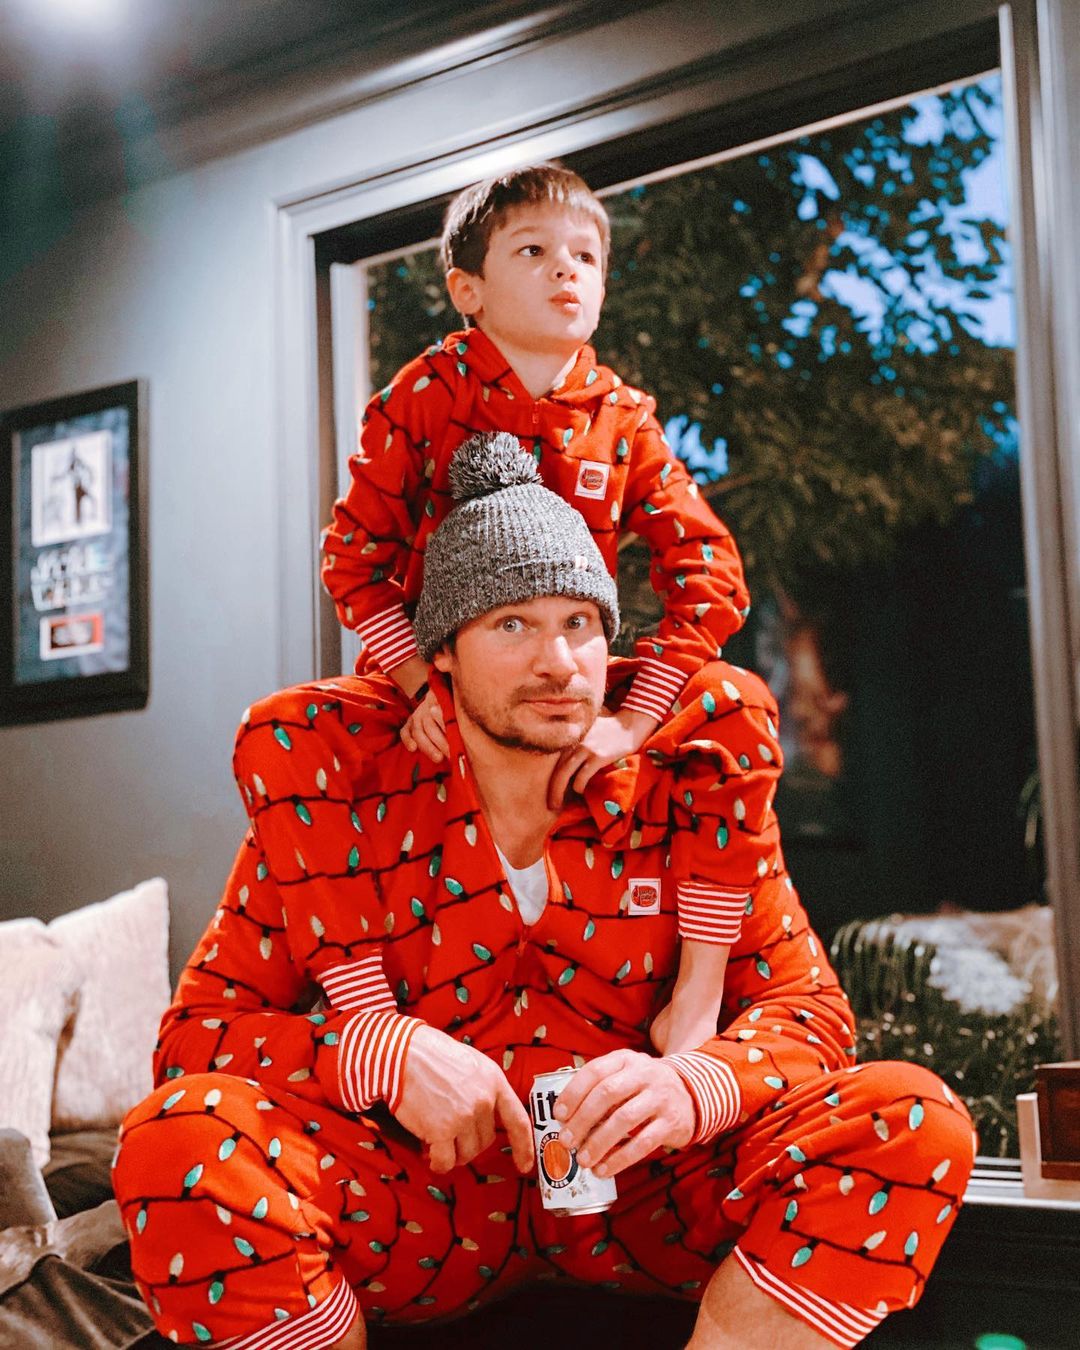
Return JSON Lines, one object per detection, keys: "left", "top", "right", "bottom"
{"left": 627, "top": 877, "right": 661, "bottom": 915}
{"left": 574, "top": 459, "right": 610, "bottom": 500}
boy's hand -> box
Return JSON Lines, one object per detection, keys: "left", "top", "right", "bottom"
{"left": 401, "top": 688, "right": 448, "bottom": 762}
{"left": 547, "top": 706, "right": 658, "bottom": 809}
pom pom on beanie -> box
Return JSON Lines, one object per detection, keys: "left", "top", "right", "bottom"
{"left": 448, "top": 431, "right": 540, "bottom": 500}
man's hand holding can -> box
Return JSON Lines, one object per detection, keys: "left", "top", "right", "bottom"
{"left": 552, "top": 1049, "right": 697, "bottom": 1178}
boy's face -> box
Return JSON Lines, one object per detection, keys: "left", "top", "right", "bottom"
{"left": 447, "top": 203, "right": 605, "bottom": 363}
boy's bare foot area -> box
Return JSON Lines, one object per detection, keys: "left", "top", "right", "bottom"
{"left": 331, "top": 1315, "right": 366, "bottom": 1349}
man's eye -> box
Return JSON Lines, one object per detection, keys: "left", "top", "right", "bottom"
{"left": 566, "top": 614, "right": 587, "bottom": 630}
{"left": 500, "top": 617, "right": 523, "bottom": 632}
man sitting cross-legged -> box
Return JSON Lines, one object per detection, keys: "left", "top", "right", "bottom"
{"left": 113, "top": 436, "right": 975, "bottom": 1350}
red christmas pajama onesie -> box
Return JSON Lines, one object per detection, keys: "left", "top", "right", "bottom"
{"left": 321, "top": 328, "right": 750, "bottom": 709}
{"left": 113, "top": 664, "right": 976, "bottom": 1348}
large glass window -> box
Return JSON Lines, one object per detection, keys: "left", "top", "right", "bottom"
{"left": 358, "top": 72, "right": 1061, "bottom": 1157}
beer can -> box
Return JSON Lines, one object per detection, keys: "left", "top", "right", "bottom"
{"left": 530, "top": 1067, "right": 617, "bottom": 1216}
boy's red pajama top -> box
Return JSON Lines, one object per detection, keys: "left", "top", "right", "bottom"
{"left": 113, "top": 667, "right": 976, "bottom": 1349}
{"left": 320, "top": 328, "right": 750, "bottom": 719}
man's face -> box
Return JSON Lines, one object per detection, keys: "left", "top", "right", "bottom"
{"left": 434, "top": 595, "right": 607, "bottom": 755}
{"left": 446, "top": 203, "right": 605, "bottom": 362}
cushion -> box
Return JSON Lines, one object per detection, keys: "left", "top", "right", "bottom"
{"left": 0, "top": 920, "right": 81, "bottom": 1169}
{"left": 49, "top": 879, "right": 171, "bottom": 1133}
{"left": 0, "top": 1205, "right": 150, "bottom": 1346}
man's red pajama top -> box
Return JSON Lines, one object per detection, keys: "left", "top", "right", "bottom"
{"left": 156, "top": 665, "right": 857, "bottom": 1150}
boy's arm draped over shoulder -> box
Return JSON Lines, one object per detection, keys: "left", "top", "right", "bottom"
{"left": 321, "top": 346, "right": 454, "bottom": 672}
{"left": 640, "top": 664, "right": 857, "bottom": 1142}
{"left": 619, "top": 400, "right": 751, "bottom": 719}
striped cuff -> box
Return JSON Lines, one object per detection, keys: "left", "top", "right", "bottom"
{"left": 218, "top": 1276, "right": 358, "bottom": 1349}
{"left": 338, "top": 1008, "right": 422, "bottom": 1114}
{"left": 623, "top": 658, "right": 686, "bottom": 720}
{"left": 676, "top": 882, "right": 749, "bottom": 945}
{"left": 354, "top": 604, "right": 418, "bottom": 673}
{"left": 666, "top": 1050, "right": 741, "bottom": 1142}
{"left": 732, "top": 1248, "right": 887, "bottom": 1347}
{"left": 321, "top": 955, "right": 397, "bottom": 1013}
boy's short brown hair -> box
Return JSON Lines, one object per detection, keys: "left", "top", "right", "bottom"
{"left": 439, "top": 163, "right": 610, "bottom": 277}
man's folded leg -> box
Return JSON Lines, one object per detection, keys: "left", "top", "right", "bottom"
{"left": 112, "top": 1074, "right": 536, "bottom": 1347}
{"left": 532, "top": 1059, "right": 976, "bottom": 1348}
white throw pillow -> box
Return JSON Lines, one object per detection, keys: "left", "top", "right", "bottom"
{"left": 49, "top": 878, "right": 171, "bottom": 1132}
{"left": 0, "top": 919, "right": 82, "bottom": 1167}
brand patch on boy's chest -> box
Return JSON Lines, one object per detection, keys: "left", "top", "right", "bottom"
{"left": 574, "top": 459, "right": 610, "bottom": 499}
{"left": 627, "top": 877, "right": 661, "bottom": 915}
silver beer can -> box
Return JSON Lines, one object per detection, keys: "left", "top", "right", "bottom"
{"left": 530, "top": 1066, "right": 617, "bottom": 1216}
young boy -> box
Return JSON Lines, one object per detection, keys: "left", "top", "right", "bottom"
{"left": 320, "top": 165, "right": 766, "bottom": 1054}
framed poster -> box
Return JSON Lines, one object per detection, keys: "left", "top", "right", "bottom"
{"left": 0, "top": 380, "right": 148, "bottom": 724}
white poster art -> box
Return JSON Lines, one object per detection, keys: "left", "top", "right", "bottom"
{"left": 30, "top": 430, "right": 112, "bottom": 547}
{"left": 39, "top": 612, "right": 105, "bottom": 661}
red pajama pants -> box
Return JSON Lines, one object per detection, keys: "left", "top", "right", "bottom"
{"left": 113, "top": 1059, "right": 974, "bottom": 1349}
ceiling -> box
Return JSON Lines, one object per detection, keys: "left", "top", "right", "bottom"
{"left": 0, "top": 0, "right": 536, "bottom": 202}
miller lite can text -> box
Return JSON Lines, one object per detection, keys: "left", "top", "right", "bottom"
{"left": 530, "top": 1067, "right": 617, "bottom": 1216}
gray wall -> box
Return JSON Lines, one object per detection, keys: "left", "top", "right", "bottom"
{"left": 2, "top": 0, "right": 1077, "bottom": 991}
{"left": 0, "top": 159, "right": 281, "bottom": 969}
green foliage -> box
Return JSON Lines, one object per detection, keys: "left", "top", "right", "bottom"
{"left": 368, "top": 249, "right": 448, "bottom": 390}
{"left": 594, "top": 81, "right": 1011, "bottom": 600}
{"left": 1017, "top": 768, "right": 1045, "bottom": 904}
{"left": 366, "top": 79, "right": 1011, "bottom": 606}
{"left": 831, "top": 918, "right": 1061, "bottom": 1158}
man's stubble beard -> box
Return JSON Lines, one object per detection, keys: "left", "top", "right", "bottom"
{"left": 455, "top": 678, "right": 599, "bottom": 756}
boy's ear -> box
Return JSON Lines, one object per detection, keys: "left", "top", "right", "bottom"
{"left": 446, "top": 267, "right": 483, "bottom": 319}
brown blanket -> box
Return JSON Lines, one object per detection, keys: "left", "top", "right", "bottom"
{"left": 0, "top": 1141, "right": 159, "bottom": 1350}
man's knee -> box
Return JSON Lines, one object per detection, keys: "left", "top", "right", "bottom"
{"left": 231, "top": 676, "right": 388, "bottom": 801}
{"left": 678, "top": 660, "right": 782, "bottom": 767}
{"left": 685, "top": 659, "right": 779, "bottom": 720}
{"left": 847, "top": 1060, "right": 977, "bottom": 1185}
{"left": 112, "top": 1073, "right": 258, "bottom": 1213}
{"left": 233, "top": 683, "right": 329, "bottom": 773}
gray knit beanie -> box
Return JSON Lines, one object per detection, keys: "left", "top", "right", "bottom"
{"left": 413, "top": 432, "right": 620, "bottom": 660}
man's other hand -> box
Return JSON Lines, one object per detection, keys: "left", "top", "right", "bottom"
{"left": 395, "top": 1025, "right": 535, "bottom": 1175}
{"left": 551, "top": 1049, "right": 695, "bottom": 1176}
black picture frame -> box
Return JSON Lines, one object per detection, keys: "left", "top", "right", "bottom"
{"left": 0, "top": 379, "right": 149, "bottom": 725}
